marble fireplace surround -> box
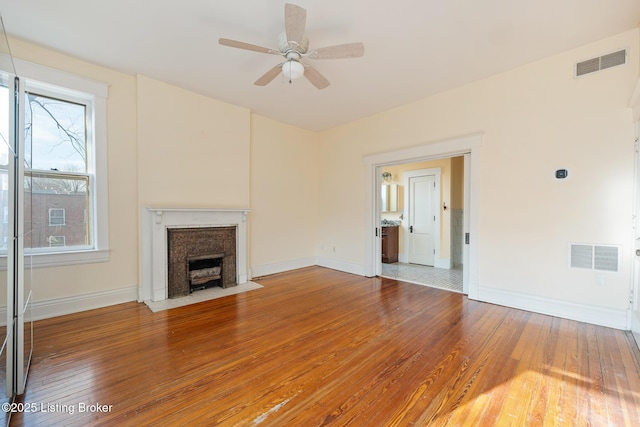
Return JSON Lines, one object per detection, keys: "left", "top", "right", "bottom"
{"left": 141, "top": 208, "right": 250, "bottom": 302}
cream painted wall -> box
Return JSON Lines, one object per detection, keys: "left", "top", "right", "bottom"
{"left": 3, "top": 27, "right": 640, "bottom": 329}
{"left": 6, "top": 37, "right": 139, "bottom": 301}
{"left": 249, "top": 115, "right": 319, "bottom": 270}
{"left": 318, "top": 29, "right": 639, "bottom": 312}
{"left": 136, "top": 75, "right": 250, "bottom": 208}
{"left": 2, "top": 37, "right": 318, "bottom": 309}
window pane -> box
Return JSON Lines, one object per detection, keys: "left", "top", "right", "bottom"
{"left": 0, "top": 170, "right": 7, "bottom": 253}
{"left": 0, "top": 84, "right": 8, "bottom": 253}
{"left": 24, "top": 93, "right": 86, "bottom": 173}
{"left": 25, "top": 174, "right": 90, "bottom": 249}
{"left": 0, "top": 85, "right": 9, "bottom": 167}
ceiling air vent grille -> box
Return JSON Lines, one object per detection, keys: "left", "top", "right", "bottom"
{"left": 569, "top": 243, "right": 620, "bottom": 272}
{"left": 576, "top": 49, "right": 626, "bottom": 77}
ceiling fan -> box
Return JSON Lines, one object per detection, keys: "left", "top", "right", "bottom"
{"left": 219, "top": 3, "right": 364, "bottom": 89}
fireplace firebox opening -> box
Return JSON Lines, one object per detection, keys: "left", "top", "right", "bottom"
{"left": 167, "top": 226, "right": 237, "bottom": 298}
{"left": 188, "top": 254, "right": 224, "bottom": 292}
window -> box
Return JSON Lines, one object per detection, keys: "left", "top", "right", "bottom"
{"left": 48, "top": 236, "right": 65, "bottom": 248}
{"left": 26, "top": 89, "right": 90, "bottom": 249}
{"left": 48, "top": 208, "right": 66, "bottom": 226}
{"left": 0, "top": 55, "right": 109, "bottom": 266}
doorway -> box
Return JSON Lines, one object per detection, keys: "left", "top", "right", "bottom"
{"left": 363, "top": 134, "right": 481, "bottom": 299}
{"left": 378, "top": 161, "right": 460, "bottom": 293}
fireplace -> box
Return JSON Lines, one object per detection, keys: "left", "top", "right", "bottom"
{"left": 141, "top": 208, "right": 250, "bottom": 302}
{"left": 167, "top": 226, "right": 236, "bottom": 298}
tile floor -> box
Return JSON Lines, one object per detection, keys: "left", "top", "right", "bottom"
{"left": 381, "top": 262, "right": 464, "bottom": 294}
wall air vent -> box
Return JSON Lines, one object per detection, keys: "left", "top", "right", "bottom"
{"left": 576, "top": 49, "right": 627, "bottom": 77}
{"left": 569, "top": 243, "right": 621, "bottom": 272}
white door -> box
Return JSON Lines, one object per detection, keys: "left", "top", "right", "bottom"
{"left": 408, "top": 175, "right": 436, "bottom": 266}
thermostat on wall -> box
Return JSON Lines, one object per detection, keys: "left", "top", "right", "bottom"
{"left": 555, "top": 169, "right": 568, "bottom": 179}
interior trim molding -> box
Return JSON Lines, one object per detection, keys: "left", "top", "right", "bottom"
{"left": 479, "top": 285, "right": 628, "bottom": 330}
{"left": 631, "top": 309, "right": 640, "bottom": 350}
{"left": 434, "top": 257, "right": 452, "bottom": 270}
{"left": 316, "top": 257, "right": 367, "bottom": 277}
{"left": 16, "top": 266, "right": 634, "bottom": 333}
{"left": 32, "top": 286, "right": 138, "bottom": 321}
{"left": 251, "top": 257, "right": 316, "bottom": 279}
{"left": 363, "top": 132, "right": 483, "bottom": 299}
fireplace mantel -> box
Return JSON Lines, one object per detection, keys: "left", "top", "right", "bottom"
{"left": 140, "top": 207, "right": 251, "bottom": 302}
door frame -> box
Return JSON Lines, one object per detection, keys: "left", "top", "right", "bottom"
{"left": 631, "top": 118, "right": 640, "bottom": 346}
{"left": 404, "top": 168, "right": 441, "bottom": 267}
{"left": 630, "top": 79, "right": 640, "bottom": 347}
{"left": 364, "top": 133, "right": 482, "bottom": 300}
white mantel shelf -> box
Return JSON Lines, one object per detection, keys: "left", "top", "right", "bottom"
{"left": 147, "top": 207, "right": 251, "bottom": 225}
{"left": 147, "top": 207, "right": 252, "bottom": 212}
{"left": 140, "top": 207, "right": 251, "bottom": 302}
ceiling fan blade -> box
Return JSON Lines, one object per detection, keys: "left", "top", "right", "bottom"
{"left": 304, "top": 67, "right": 330, "bottom": 90}
{"left": 308, "top": 42, "right": 365, "bottom": 59}
{"left": 254, "top": 65, "right": 283, "bottom": 86}
{"left": 285, "top": 3, "right": 306, "bottom": 46}
{"left": 219, "top": 38, "right": 276, "bottom": 54}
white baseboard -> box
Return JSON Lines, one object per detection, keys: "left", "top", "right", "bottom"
{"left": 32, "top": 286, "right": 138, "bottom": 321}
{"left": 316, "top": 257, "right": 367, "bottom": 276}
{"left": 251, "top": 257, "right": 316, "bottom": 278}
{"left": 252, "top": 256, "right": 367, "bottom": 279}
{"left": 13, "top": 264, "right": 634, "bottom": 335}
{"left": 395, "top": 255, "right": 450, "bottom": 269}
{"left": 434, "top": 257, "right": 452, "bottom": 269}
{"left": 631, "top": 310, "right": 640, "bottom": 350}
{"left": 2, "top": 257, "right": 362, "bottom": 323}
{"left": 479, "top": 286, "right": 628, "bottom": 330}
{"left": 633, "top": 331, "right": 640, "bottom": 351}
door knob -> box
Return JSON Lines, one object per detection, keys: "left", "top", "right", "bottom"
{"left": 409, "top": 225, "right": 413, "bottom": 233}
{"left": 636, "top": 249, "right": 640, "bottom": 257}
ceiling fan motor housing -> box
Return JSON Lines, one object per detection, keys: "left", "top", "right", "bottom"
{"left": 278, "top": 31, "right": 309, "bottom": 54}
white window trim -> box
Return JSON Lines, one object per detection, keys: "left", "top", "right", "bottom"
{"left": 0, "top": 54, "right": 109, "bottom": 268}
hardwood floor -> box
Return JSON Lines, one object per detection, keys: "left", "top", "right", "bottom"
{"left": 9, "top": 266, "right": 640, "bottom": 426}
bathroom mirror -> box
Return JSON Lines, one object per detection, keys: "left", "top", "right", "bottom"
{"left": 381, "top": 184, "right": 399, "bottom": 212}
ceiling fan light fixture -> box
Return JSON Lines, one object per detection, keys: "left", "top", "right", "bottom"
{"left": 219, "top": 3, "right": 364, "bottom": 89}
{"left": 282, "top": 60, "right": 305, "bottom": 81}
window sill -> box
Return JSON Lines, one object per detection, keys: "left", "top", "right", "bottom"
{"left": 0, "top": 249, "right": 110, "bottom": 270}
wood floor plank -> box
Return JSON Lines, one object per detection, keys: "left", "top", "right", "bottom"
{"left": 8, "top": 266, "right": 640, "bottom": 426}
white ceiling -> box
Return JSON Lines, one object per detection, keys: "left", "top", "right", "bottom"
{"left": 1, "top": 0, "right": 640, "bottom": 131}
